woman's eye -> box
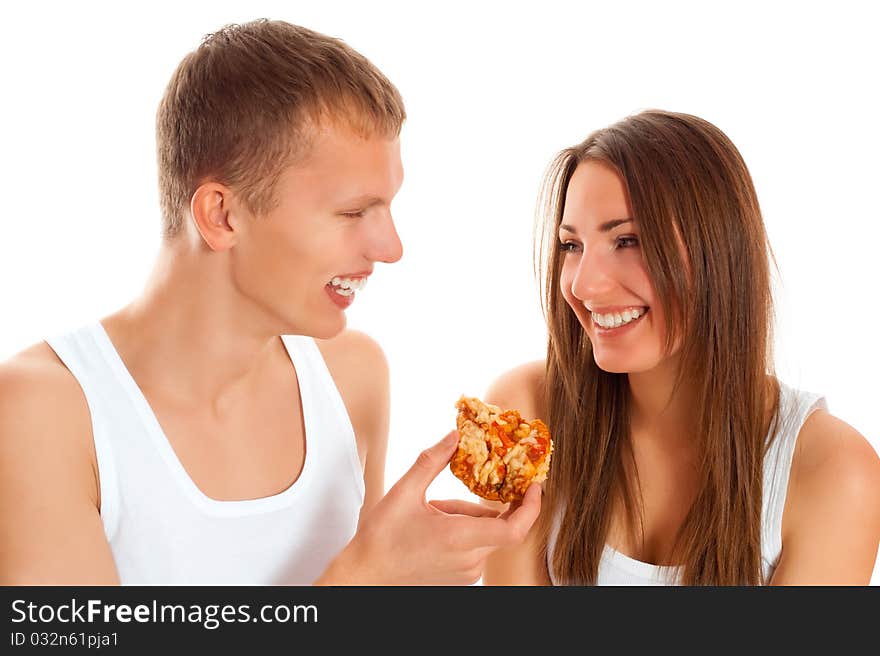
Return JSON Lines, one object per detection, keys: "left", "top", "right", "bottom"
{"left": 616, "top": 235, "right": 639, "bottom": 249}
{"left": 341, "top": 209, "right": 366, "bottom": 219}
{"left": 558, "top": 241, "right": 581, "bottom": 253}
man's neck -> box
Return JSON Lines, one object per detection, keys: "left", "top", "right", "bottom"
{"left": 102, "top": 241, "right": 286, "bottom": 410}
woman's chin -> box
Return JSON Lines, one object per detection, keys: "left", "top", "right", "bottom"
{"left": 593, "top": 353, "right": 669, "bottom": 376}
{"left": 593, "top": 360, "right": 631, "bottom": 374}
{"left": 592, "top": 353, "right": 649, "bottom": 374}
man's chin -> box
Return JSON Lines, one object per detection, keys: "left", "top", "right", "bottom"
{"left": 306, "top": 315, "right": 348, "bottom": 341}
{"left": 276, "top": 309, "right": 346, "bottom": 340}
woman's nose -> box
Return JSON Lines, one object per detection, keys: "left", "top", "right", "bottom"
{"left": 570, "top": 248, "right": 615, "bottom": 303}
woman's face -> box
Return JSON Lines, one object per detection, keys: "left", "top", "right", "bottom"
{"left": 558, "top": 160, "right": 674, "bottom": 373}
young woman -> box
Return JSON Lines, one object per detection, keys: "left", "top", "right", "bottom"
{"left": 483, "top": 110, "right": 880, "bottom": 585}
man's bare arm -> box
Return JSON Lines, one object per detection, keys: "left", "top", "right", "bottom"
{"left": 316, "top": 329, "right": 390, "bottom": 526}
{"left": 0, "top": 346, "right": 119, "bottom": 584}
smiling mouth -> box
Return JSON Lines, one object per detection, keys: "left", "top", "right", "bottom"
{"left": 590, "top": 307, "right": 648, "bottom": 329}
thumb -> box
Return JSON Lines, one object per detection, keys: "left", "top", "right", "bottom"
{"left": 395, "top": 430, "right": 459, "bottom": 497}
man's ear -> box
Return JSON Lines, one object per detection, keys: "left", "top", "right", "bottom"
{"left": 189, "top": 182, "right": 238, "bottom": 251}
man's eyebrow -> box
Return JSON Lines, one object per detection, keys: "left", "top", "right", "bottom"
{"left": 559, "top": 218, "right": 633, "bottom": 234}
{"left": 340, "top": 195, "right": 386, "bottom": 208}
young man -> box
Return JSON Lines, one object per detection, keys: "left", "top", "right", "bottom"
{"left": 0, "top": 20, "right": 540, "bottom": 585}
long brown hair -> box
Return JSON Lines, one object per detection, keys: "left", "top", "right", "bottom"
{"left": 536, "top": 110, "right": 780, "bottom": 585}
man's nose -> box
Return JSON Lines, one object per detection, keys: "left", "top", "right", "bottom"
{"left": 369, "top": 212, "right": 403, "bottom": 264}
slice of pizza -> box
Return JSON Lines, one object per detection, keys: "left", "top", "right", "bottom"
{"left": 450, "top": 395, "right": 553, "bottom": 502}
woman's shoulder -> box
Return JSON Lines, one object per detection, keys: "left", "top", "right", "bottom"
{"left": 791, "top": 409, "right": 880, "bottom": 499}
{"left": 780, "top": 408, "right": 880, "bottom": 580}
{"left": 483, "top": 360, "right": 547, "bottom": 420}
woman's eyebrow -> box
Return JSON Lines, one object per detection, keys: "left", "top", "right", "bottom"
{"left": 598, "top": 218, "right": 633, "bottom": 232}
{"left": 559, "top": 218, "right": 633, "bottom": 234}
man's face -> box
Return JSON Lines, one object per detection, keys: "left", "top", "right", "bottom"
{"left": 228, "top": 122, "right": 404, "bottom": 338}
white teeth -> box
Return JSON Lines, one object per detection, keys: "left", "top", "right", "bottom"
{"left": 591, "top": 307, "right": 645, "bottom": 329}
{"left": 329, "top": 276, "right": 367, "bottom": 293}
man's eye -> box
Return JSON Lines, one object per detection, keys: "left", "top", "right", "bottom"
{"left": 616, "top": 236, "right": 639, "bottom": 249}
{"left": 341, "top": 209, "right": 366, "bottom": 218}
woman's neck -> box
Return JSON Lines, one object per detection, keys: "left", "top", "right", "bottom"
{"left": 626, "top": 354, "right": 696, "bottom": 449}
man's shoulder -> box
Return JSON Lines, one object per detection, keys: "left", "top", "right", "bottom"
{"left": 314, "top": 329, "right": 388, "bottom": 379}
{"left": 312, "top": 330, "right": 391, "bottom": 455}
{"left": 0, "top": 343, "right": 113, "bottom": 583}
{"left": 313, "top": 329, "right": 389, "bottom": 406}
{"left": 0, "top": 341, "right": 87, "bottom": 416}
{"left": 0, "top": 340, "right": 97, "bottom": 501}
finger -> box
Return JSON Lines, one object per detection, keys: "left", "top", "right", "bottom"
{"left": 498, "top": 500, "right": 519, "bottom": 521}
{"left": 448, "top": 485, "right": 543, "bottom": 549}
{"left": 496, "top": 483, "right": 540, "bottom": 520}
{"left": 392, "top": 430, "right": 459, "bottom": 496}
{"left": 499, "top": 483, "right": 543, "bottom": 541}
{"left": 429, "top": 499, "right": 500, "bottom": 518}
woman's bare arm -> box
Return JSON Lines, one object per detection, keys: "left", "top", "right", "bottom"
{"left": 770, "top": 409, "right": 880, "bottom": 585}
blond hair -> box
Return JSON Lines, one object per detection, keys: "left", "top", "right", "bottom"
{"left": 156, "top": 19, "right": 406, "bottom": 238}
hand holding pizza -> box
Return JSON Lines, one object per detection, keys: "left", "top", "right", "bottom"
{"left": 317, "top": 430, "right": 542, "bottom": 585}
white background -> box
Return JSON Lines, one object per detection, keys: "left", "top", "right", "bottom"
{"left": 1, "top": 1, "right": 878, "bottom": 583}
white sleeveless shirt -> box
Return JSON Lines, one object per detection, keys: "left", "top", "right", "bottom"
{"left": 46, "top": 321, "right": 365, "bottom": 585}
{"left": 547, "top": 382, "right": 826, "bottom": 585}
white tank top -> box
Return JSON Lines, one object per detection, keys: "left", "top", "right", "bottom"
{"left": 45, "top": 321, "right": 365, "bottom": 585}
{"left": 547, "top": 382, "right": 827, "bottom": 585}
